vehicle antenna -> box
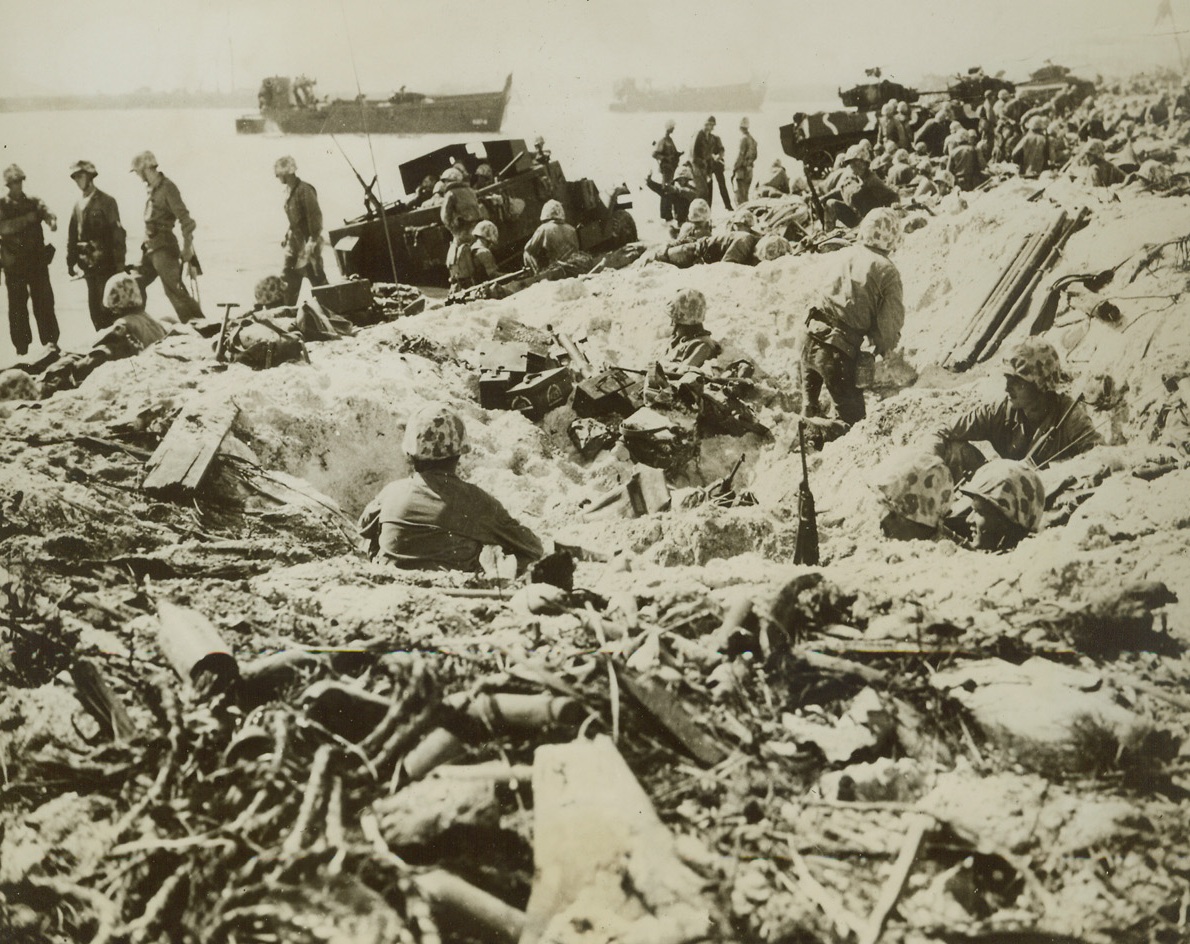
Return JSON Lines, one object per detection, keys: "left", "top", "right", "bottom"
{"left": 338, "top": 0, "right": 401, "bottom": 284}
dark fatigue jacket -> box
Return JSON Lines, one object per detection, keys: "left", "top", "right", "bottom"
{"left": 931, "top": 393, "right": 1101, "bottom": 467}
{"left": 0, "top": 192, "right": 51, "bottom": 270}
{"left": 523, "top": 220, "right": 579, "bottom": 272}
{"left": 282, "top": 178, "right": 323, "bottom": 261}
{"left": 68, "top": 189, "right": 126, "bottom": 273}
{"left": 359, "top": 470, "right": 543, "bottom": 573}
{"left": 812, "top": 245, "right": 904, "bottom": 359}
{"left": 143, "top": 174, "right": 196, "bottom": 253}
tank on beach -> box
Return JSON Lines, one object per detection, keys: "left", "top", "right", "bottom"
{"left": 328, "top": 139, "right": 637, "bottom": 289}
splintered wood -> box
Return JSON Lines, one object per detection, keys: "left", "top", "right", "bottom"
{"left": 142, "top": 397, "right": 239, "bottom": 496}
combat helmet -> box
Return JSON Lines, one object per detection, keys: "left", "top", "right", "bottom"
{"left": 3, "top": 164, "right": 26, "bottom": 184}
{"left": 68, "top": 160, "right": 98, "bottom": 179}
{"left": 668, "top": 288, "right": 707, "bottom": 325}
{"left": 540, "top": 199, "right": 566, "bottom": 223}
{"left": 1003, "top": 338, "right": 1062, "bottom": 392}
{"left": 273, "top": 155, "right": 297, "bottom": 176}
{"left": 755, "top": 234, "right": 792, "bottom": 261}
{"left": 858, "top": 208, "right": 901, "bottom": 254}
{"left": 439, "top": 165, "right": 466, "bottom": 183}
{"left": 254, "top": 275, "right": 287, "bottom": 308}
{"left": 729, "top": 208, "right": 757, "bottom": 232}
{"left": 687, "top": 199, "right": 710, "bottom": 223}
{"left": 472, "top": 220, "right": 499, "bottom": 244}
{"left": 876, "top": 451, "right": 954, "bottom": 529}
{"left": 960, "top": 459, "right": 1045, "bottom": 533}
{"left": 102, "top": 273, "right": 143, "bottom": 314}
{"left": 403, "top": 403, "right": 468, "bottom": 461}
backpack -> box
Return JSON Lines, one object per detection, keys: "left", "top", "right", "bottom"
{"left": 226, "top": 316, "right": 307, "bottom": 370}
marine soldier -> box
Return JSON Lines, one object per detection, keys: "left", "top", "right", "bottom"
{"left": 523, "top": 200, "right": 579, "bottom": 273}
{"left": 733, "top": 117, "right": 758, "bottom": 205}
{"left": 358, "top": 402, "right": 543, "bottom": 574}
{"left": 931, "top": 338, "right": 1100, "bottom": 481}
{"left": 707, "top": 121, "right": 733, "bottom": 211}
{"left": 0, "top": 164, "right": 59, "bottom": 356}
{"left": 1012, "top": 117, "right": 1050, "bottom": 179}
{"left": 823, "top": 145, "right": 900, "bottom": 228}
{"left": 801, "top": 208, "right": 904, "bottom": 432}
{"left": 274, "top": 156, "right": 327, "bottom": 305}
{"left": 66, "top": 160, "right": 126, "bottom": 331}
{"left": 875, "top": 451, "right": 955, "bottom": 542}
{"left": 1077, "top": 140, "right": 1125, "bottom": 188}
{"left": 689, "top": 116, "right": 717, "bottom": 203}
{"left": 676, "top": 199, "right": 712, "bottom": 243}
{"left": 39, "top": 273, "right": 166, "bottom": 397}
{"left": 958, "top": 459, "right": 1046, "bottom": 551}
{"left": 652, "top": 119, "right": 682, "bottom": 221}
{"left": 439, "top": 164, "right": 483, "bottom": 275}
{"left": 663, "top": 288, "right": 721, "bottom": 369}
{"left": 646, "top": 163, "right": 698, "bottom": 225}
{"left": 532, "top": 135, "right": 552, "bottom": 166}
{"left": 130, "top": 151, "right": 204, "bottom": 323}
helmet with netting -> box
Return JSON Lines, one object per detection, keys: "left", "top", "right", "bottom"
{"left": 687, "top": 199, "right": 710, "bottom": 223}
{"left": 403, "top": 403, "right": 468, "bottom": 460}
{"left": 1003, "top": 337, "right": 1061, "bottom": 392}
{"left": 755, "top": 234, "right": 792, "bottom": 261}
{"left": 540, "top": 199, "right": 565, "bottom": 222}
{"left": 254, "top": 275, "right": 287, "bottom": 308}
{"left": 858, "top": 208, "right": 901, "bottom": 253}
{"left": 668, "top": 288, "right": 706, "bottom": 325}
{"left": 960, "top": 459, "right": 1045, "bottom": 532}
{"left": 876, "top": 451, "right": 954, "bottom": 529}
{"left": 472, "top": 220, "right": 499, "bottom": 243}
{"left": 103, "top": 273, "right": 144, "bottom": 313}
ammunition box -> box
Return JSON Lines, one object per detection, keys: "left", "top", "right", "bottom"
{"left": 479, "top": 368, "right": 525, "bottom": 411}
{"left": 507, "top": 367, "right": 574, "bottom": 420}
{"left": 311, "top": 280, "right": 374, "bottom": 317}
{"left": 572, "top": 368, "right": 644, "bottom": 420}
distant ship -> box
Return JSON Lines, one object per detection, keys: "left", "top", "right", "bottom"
{"left": 236, "top": 74, "right": 513, "bottom": 135}
{"left": 609, "top": 78, "right": 765, "bottom": 113}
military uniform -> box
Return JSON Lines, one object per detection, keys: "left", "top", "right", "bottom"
{"left": 67, "top": 188, "right": 125, "bottom": 330}
{"left": 666, "top": 326, "right": 721, "bottom": 369}
{"left": 1012, "top": 131, "right": 1050, "bottom": 179}
{"left": 0, "top": 191, "right": 58, "bottom": 355}
{"left": 440, "top": 180, "right": 482, "bottom": 241}
{"left": 802, "top": 241, "right": 903, "bottom": 425}
{"left": 733, "top": 128, "right": 758, "bottom": 204}
{"left": 139, "top": 174, "right": 203, "bottom": 322}
{"left": 523, "top": 220, "right": 579, "bottom": 273}
{"left": 652, "top": 131, "right": 682, "bottom": 220}
{"left": 281, "top": 177, "right": 327, "bottom": 304}
{"left": 359, "top": 470, "right": 543, "bottom": 573}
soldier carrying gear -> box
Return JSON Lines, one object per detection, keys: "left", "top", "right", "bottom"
{"left": 358, "top": 403, "right": 543, "bottom": 573}
{"left": 875, "top": 450, "right": 955, "bottom": 541}
{"left": 274, "top": 155, "right": 327, "bottom": 304}
{"left": 1, "top": 163, "right": 60, "bottom": 356}
{"left": 532, "top": 135, "right": 551, "bottom": 166}
{"left": 469, "top": 220, "right": 501, "bottom": 284}
{"left": 959, "top": 458, "right": 1045, "bottom": 551}
{"left": 67, "top": 158, "right": 126, "bottom": 332}
{"left": 440, "top": 164, "right": 483, "bottom": 276}
{"left": 801, "top": 207, "right": 904, "bottom": 437}
{"left": 130, "top": 149, "right": 204, "bottom": 323}
{"left": 931, "top": 336, "right": 1100, "bottom": 481}
{"left": 523, "top": 200, "right": 580, "bottom": 274}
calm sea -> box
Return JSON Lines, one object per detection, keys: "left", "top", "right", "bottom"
{"left": 0, "top": 90, "right": 825, "bottom": 365}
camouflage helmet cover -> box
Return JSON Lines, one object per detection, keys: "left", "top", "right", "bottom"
{"left": 130, "top": 151, "right": 158, "bottom": 174}
{"left": 403, "top": 403, "right": 468, "bottom": 460}
{"left": 858, "top": 207, "right": 901, "bottom": 253}
{"left": 876, "top": 451, "right": 954, "bottom": 528}
{"left": 668, "top": 288, "right": 707, "bottom": 325}
{"left": 472, "top": 219, "right": 499, "bottom": 243}
{"left": 687, "top": 198, "right": 710, "bottom": 223}
{"left": 3, "top": 164, "right": 26, "bottom": 184}
{"left": 540, "top": 199, "right": 565, "bottom": 222}
{"left": 102, "top": 273, "right": 144, "bottom": 313}
{"left": 254, "top": 275, "right": 287, "bottom": 308}
{"left": 755, "top": 233, "right": 792, "bottom": 261}
{"left": 1003, "top": 337, "right": 1061, "bottom": 392}
{"left": 439, "top": 165, "right": 466, "bottom": 183}
{"left": 960, "top": 458, "right": 1045, "bottom": 532}
{"left": 730, "top": 208, "right": 757, "bottom": 231}
{"left": 69, "top": 159, "right": 98, "bottom": 178}
{"left": 274, "top": 155, "right": 297, "bottom": 176}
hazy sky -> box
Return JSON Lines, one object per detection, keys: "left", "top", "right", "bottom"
{"left": 2, "top": 0, "right": 1184, "bottom": 98}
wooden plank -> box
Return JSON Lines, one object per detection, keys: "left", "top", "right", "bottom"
{"left": 858, "top": 813, "right": 931, "bottom": 944}
{"left": 142, "top": 398, "right": 238, "bottom": 495}
{"left": 613, "top": 664, "right": 728, "bottom": 766}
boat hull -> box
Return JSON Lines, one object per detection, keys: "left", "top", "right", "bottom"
{"left": 238, "top": 75, "right": 512, "bottom": 135}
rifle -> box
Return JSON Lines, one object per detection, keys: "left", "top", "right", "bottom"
{"left": 794, "top": 421, "right": 820, "bottom": 565}
{"left": 803, "top": 168, "right": 827, "bottom": 228}
{"left": 445, "top": 267, "right": 532, "bottom": 306}
{"left": 331, "top": 135, "right": 384, "bottom": 217}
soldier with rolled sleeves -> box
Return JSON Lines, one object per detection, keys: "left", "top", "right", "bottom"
{"left": 0, "top": 164, "right": 59, "bottom": 356}
{"left": 733, "top": 117, "right": 758, "bottom": 205}
{"left": 274, "top": 156, "right": 327, "bottom": 305}
{"left": 66, "top": 160, "right": 126, "bottom": 331}
{"left": 358, "top": 402, "right": 543, "bottom": 574}
{"left": 130, "top": 151, "right": 203, "bottom": 323}
{"left": 801, "top": 208, "right": 904, "bottom": 433}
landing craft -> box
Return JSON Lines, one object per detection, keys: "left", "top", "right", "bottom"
{"left": 235, "top": 74, "right": 513, "bottom": 135}
{"left": 329, "top": 139, "right": 637, "bottom": 289}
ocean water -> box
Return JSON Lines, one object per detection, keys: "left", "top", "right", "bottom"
{"left": 0, "top": 89, "right": 825, "bottom": 365}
